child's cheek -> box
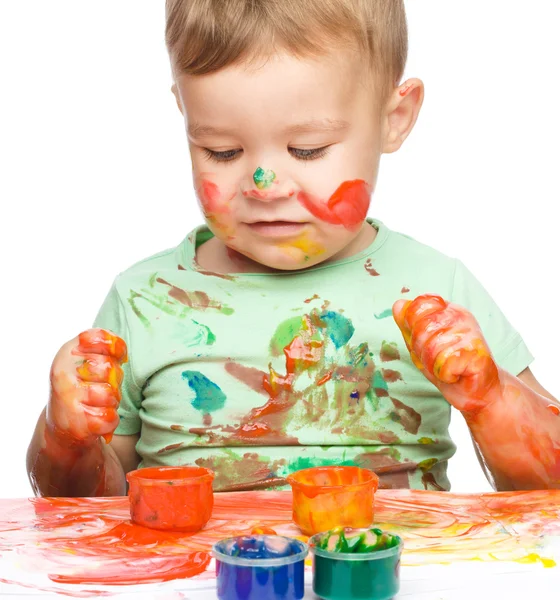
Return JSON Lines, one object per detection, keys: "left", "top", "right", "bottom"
{"left": 195, "top": 178, "right": 236, "bottom": 236}
{"left": 298, "top": 179, "right": 371, "bottom": 231}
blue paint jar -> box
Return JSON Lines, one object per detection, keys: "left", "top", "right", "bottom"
{"left": 212, "top": 534, "right": 308, "bottom": 600}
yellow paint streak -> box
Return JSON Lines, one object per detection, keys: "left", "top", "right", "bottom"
{"left": 279, "top": 235, "right": 325, "bottom": 261}
{"left": 514, "top": 553, "right": 556, "bottom": 568}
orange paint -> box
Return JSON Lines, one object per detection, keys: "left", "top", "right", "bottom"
{"left": 298, "top": 180, "right": 371, "bottom": 231}
{"left": 1, "top": 489, "right": 560, "bottom": 593}
{"left": 75, "top": 329, "right": 128, "bottom": 362}
{"left": 251, "top": 525, "right": 278, "bottom": 535}
{"left": 127, "top": 466, "right": 214, "bottom": 532}
{"left": 393, "top": 294, "right": 500, "bottom": 411}
{"left": 287, "top": 466, "right": 379, "bottom": 535}
{"left": 393, "top": 293, "right": 560, "bottom": 490}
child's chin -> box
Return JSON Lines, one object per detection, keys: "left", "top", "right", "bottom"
{"left": 257, "top": 249, "right": 328, "bottom": 272}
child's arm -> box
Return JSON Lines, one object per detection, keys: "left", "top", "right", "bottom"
{"left": 26, "top": 329, "right": 133, "bottom": 497}
{"left": 393, "top": 295, "right": 560, "bottom": 491}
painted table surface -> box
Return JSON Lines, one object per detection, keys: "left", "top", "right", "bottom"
{"left": 1, "top": 489, "right": 560, "bottom": 599}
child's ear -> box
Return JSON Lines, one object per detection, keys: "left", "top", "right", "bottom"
{"left": 171, "top": 83, "right": 184, "bottom": 115}
{"left": 382, "top": 78, "right": 424, "bottom": 154}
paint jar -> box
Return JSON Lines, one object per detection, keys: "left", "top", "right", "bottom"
{"left": 126, "top": 466, "right": 214, "bottom": 532}
{"left": 309, "top": 529, "right": 403, "bottom": 600}
{"left": 286, "top": 466, "right": 379, "bottom": 535}
{"left": 213, "top": 534, "right": 308, "bottom": 600}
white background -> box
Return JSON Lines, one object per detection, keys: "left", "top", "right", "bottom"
{"left": 0, "top": 1, "right": 558, "bottom": 499}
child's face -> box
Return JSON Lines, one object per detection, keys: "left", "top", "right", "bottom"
{"left": 174, "top": 50, "right": 418, "bottom": 270}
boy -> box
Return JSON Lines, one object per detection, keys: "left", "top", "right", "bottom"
{"left": 27, "top": 0, "right": 559, "bottom": 497}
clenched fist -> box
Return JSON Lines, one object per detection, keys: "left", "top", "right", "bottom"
{"left": 46, "top": 329, "right": 128, "bottom": 445}
{"left": 393, "top": 295, "right": 501, "bottom": 413}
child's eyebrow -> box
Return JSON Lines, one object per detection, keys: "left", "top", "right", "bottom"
{"left": 284, "top": 118, "right": 350, "bottom": 134}
{"left": 188, "top": 118, "right": 350, "bottom": 139}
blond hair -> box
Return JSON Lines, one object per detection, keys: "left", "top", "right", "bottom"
{"left": 165, "top": 0, "right": 408, "bottom": 98}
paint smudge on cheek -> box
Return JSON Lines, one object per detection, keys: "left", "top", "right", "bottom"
{"left": 298, "top": 180, "right": 371, "bottom": 231}
{"left": 196, "top": 179, "right": 237, "bottom": 235}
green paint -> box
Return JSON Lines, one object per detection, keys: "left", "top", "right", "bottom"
{"left": 191, "top": 320, "right": 216, "bottom": 345}
{"left": 311, "top": 529, "right": 402, "bottom": 600}
{"left": 287, "top": 455, "right": 358, "bottom": 473}
{"left": 182, "top": 371, "right": 226, "bottom": 413}
{"left": 128, "top": 285, "right": 233, "bottom": 329}
{"left": 373, "top": 370, "right": 389, "bottom": 395}
{"left": 374, "top": 308, "right": 393, "bottom": 320}
{"left": 418, "top": 437, "right": 435, "bottom": 445}
{"left": 269, "top": 316, "right": 321, "bottom": 356}
{"left": 320, "top": 311, "right": 355, "bottom": 349}
{"left": 253, "top": 166, "right": 276, "bottom": 189}
{"left": 418, "top": 458, "right": 438, "bottom": 473}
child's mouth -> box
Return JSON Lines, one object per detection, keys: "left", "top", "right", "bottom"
{"left": 245, "top": 221, "right": 308, "bottom": 237}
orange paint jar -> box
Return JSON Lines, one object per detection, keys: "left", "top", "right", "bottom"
{"left": 287, "top": 466, "right": 379, "bottom": 536}
{"left": 127, "top": 466, "right": 214, "bottom": 532}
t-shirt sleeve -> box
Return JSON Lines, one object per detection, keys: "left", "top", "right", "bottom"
{"left": 93, "top": 282, "right": 143, "bottom": 435}
{"left": 450, "top": 259, "right": 534, "bottom": 376}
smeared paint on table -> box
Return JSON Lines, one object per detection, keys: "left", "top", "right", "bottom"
{"left": 0, "top": 489, "right": 559, "bottom": 597}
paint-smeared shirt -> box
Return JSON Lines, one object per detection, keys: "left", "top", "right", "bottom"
{"left": 94, "top": 220, "right": 533, "bottom": 491}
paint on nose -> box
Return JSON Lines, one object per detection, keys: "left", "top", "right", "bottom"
{"left": 253, "top": 167, "right": 276, "bottom": 190}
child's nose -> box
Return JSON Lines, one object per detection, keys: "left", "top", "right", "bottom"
{"left": 242, "top": 166, "right": 296, "bottom": 202}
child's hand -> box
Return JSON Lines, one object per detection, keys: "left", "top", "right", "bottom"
{"left": 47, "top": 329, "right": 128, "bottom": 445}
{"left": 392, "top": 295, "right": 501, "bottom": 413}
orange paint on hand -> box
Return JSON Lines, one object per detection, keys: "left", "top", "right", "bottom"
{"left": 392, "top": 294, "right": 500, "bottom": 411}
{"left": 76, "top": 329, "right": 128, "bottom": 362}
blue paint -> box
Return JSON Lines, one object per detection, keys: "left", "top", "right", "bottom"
{"left": 181, "top": 370, "right": 226, "bottom": 413}
{"left": 213, "top": 535, "right": 308, "bottom": 600}
{"left": 320, "top": 311, "right": 355, "bottom": 349}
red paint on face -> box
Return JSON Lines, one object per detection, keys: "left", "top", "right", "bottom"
{"left": 298, "top": 180, "right": 370, "bottom": 231}
{"left": 197, "top": 180, "right": 232, "bottom": 214}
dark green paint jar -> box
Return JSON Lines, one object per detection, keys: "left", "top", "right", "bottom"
{"left": 309, "top": 530, "right": 403, "bottom": 600}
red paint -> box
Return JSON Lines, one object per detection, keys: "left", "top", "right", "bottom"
{"left": 197, "top": 180, "right": 228, "bottom": 213}
{"left": 127, "top": 466, "right": 214, "bottom": 532}
{"left": 298, "top": 180, "right": 370, "bottom": 231}
{"left": 399, "top": 84, "right": 413, "bottom": 97}
{"left": 364, "top": 258, "right": 380, "bottom": 276}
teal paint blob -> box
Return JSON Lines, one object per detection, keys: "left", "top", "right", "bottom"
{"left": 182, "top": 371, "right": 226, "bottom": 413}
{"left": 320, "top": 312, "right": 355, "bottom": 349}
{"left": 374, "top": 308, "right": 393, "bottom": 320}
{"left": 373, "top": 370, "right": 389, "bottom": 395}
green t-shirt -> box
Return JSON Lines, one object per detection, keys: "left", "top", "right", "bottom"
{"left": 94, "top": 220, "right": 533, "bottom": 492}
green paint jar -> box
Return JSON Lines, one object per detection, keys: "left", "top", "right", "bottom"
{"left": 309, "top": 529, "right": 403, "bottom": 600}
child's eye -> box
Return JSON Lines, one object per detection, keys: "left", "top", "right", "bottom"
{"left": 289, "top": 146, "right": 331, "bottom": 161}
{"left": 203, "top": 148, "right": 242, "bottom": 163}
